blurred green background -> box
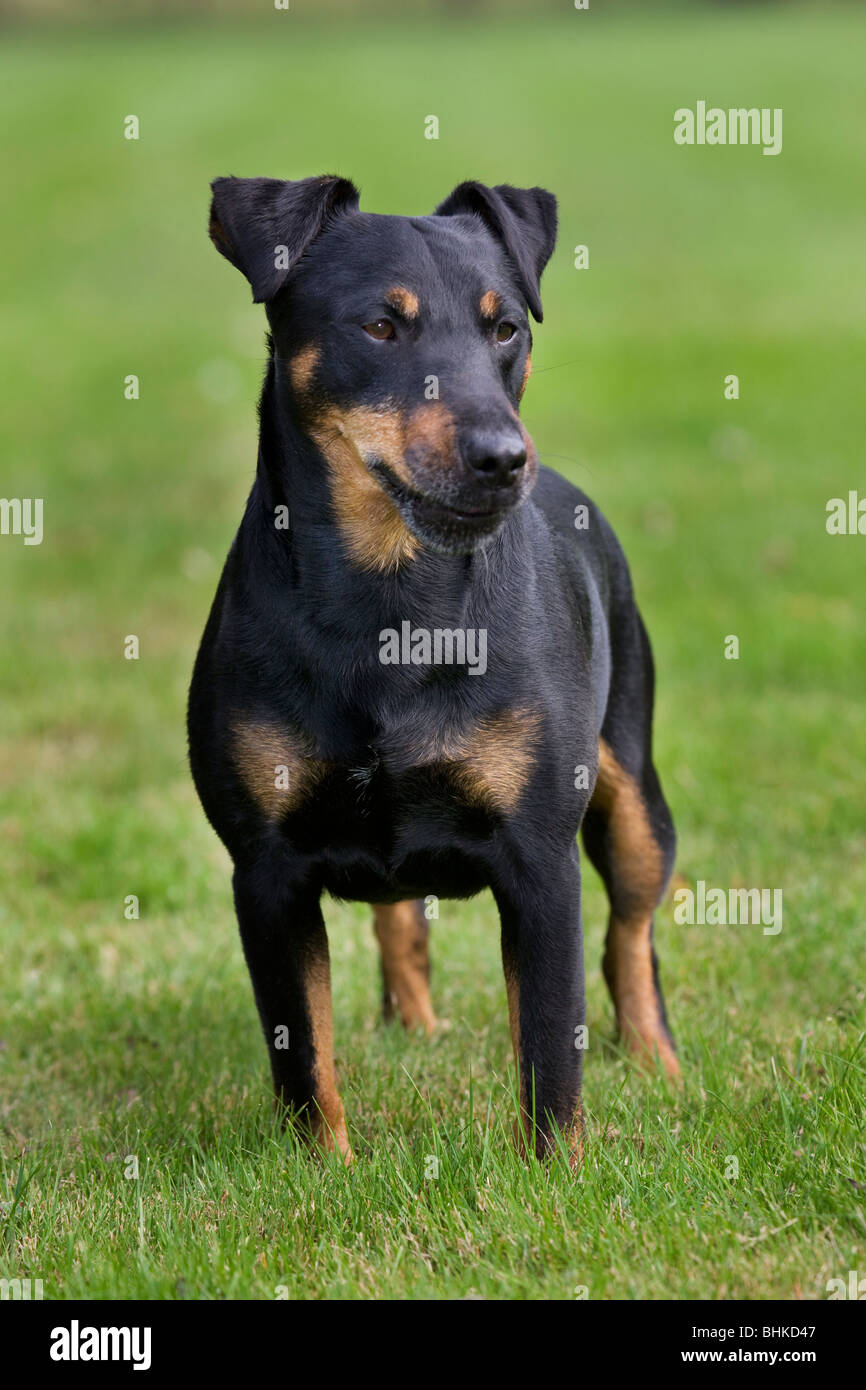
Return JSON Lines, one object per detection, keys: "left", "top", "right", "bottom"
{"left": 1, "top": 1, "right": 864, "bottom": 1300}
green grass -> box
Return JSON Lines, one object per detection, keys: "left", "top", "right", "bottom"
{"left": 1, "top": 4, "right": 865, "bottom": 1300}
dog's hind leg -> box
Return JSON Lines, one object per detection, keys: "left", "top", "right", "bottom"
{"left": 581, "top": 613, "right": 680, "bottom": 1078}
{"left": 372, "top": 900, "right": 437, "bottom": 1034}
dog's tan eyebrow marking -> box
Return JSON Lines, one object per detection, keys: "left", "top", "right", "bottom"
{"left": 384, "top": 287, "right": 420, "bottom": 320}
{"left": 480, "top": 289, "right": 502, "bottom": 319}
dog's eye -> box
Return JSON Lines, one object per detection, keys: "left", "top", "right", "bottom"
{"left": 496, "top": 321, "right": 517, "bottom": 344}
{"left": 363, "top": 319, "right": 395, "bottom": 341}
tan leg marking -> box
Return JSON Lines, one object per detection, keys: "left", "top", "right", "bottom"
{"left": 305, "top": 951, "right": 353, "bottom": 1161}
{"left": 591, "top": 738, "right": 680, "bottom": 1077}
{"left": 504, "top": 963, "right": 520, "bottom": 1064}
{"left": 504, "top": 961, "right": 530, "bottom": 1155}
{"left": 372, "top": 901, "right": 436, "bottom": 1034}
{"left": 567, "top": 1104, "right": 584, "bottom": 1168}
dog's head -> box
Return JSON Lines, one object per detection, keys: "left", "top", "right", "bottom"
{"left": 209, "top": 175, "right": 557, "bottom": 559}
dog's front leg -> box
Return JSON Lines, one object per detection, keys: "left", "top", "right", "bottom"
{"left": 494, "top": 846, "right": 585, "bottom": 1165}
{"left": 232, "top": 857, "right": 352, "bottom": 1161}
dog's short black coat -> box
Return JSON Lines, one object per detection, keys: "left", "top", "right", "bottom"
{"left": 188, "top": 174, "right": 679, "bottom": 1162}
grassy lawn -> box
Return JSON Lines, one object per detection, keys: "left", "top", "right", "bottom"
{"left": 1, "top": 4, "right": 864, "bottom": 1300}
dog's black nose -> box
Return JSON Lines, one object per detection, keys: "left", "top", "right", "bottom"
{"left": 463, "top": 429, "right": 527, "bottom": 487}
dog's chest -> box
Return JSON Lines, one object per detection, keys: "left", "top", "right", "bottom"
{"left": 230, "top": 704, "right": 542, "bottom": 828}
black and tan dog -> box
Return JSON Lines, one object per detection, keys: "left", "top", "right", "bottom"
{"left": 188, "top": 174, "right": 679, "bottom": 1164}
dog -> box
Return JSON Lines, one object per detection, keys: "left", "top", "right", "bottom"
{"left": 188, "top": 174, "right": 679, "bottom": 1164}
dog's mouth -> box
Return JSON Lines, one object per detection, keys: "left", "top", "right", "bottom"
{"left": 371, "top": 461, "right": 520, "bottom": 553}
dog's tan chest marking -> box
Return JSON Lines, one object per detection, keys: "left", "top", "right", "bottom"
{"left": 404, "top": 708, "right": 542, "bottom": 815}
{"left": 232, "top": 708, "right": 541, "bottom": 822}
{"left": 232, "top": 720, "right": 328, "bottom": 818}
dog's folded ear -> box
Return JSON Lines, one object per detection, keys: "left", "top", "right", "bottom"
{"left": 209, "top": 174, "right": 360, "bottom": 303}
{"left": 434, "top": 181, "right": 557, "bottom": 322}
